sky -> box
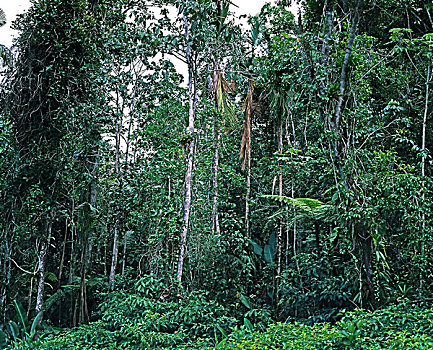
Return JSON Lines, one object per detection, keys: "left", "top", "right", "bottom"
{"left": 0, "top": 0, "right": 31, "bottom": 47}
{"left": 0, "top": 1, "right": 300, "bottom": 48}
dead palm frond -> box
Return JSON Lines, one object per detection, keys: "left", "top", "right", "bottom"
{"left": 240, "top": 81, "right": 254, "bottom": 170}
{"left": 211, "top": 65, "right": 235, "bottom": 119}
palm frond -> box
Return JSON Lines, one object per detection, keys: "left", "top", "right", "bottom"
{"left": 240, "top": 81, "right": 254, "bottom": 170}
{"left": 264, "top": 195, "right": 325, "bottom": 211}
{"left": 211, "top": 66, "right": 236, "bottom": 129}
{"left": 263, "top": 195, "right": 334, "bottom": 222}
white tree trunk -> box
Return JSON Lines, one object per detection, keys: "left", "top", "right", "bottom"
{"left": 177, "top": 12, "right": 196, "bottom": 282}
{"left": 35, "top": 218, "right": 52, "bottom": 322}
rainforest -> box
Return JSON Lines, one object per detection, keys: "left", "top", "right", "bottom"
{"left": 1, "top": 0, "right": 433, "bottom": 349}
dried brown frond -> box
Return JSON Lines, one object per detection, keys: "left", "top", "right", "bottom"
{"left": 240, "top": 81, "right": 254, "bottom": 170}
{"left": 211, "top": 65, "right": 236, "bottom": 131}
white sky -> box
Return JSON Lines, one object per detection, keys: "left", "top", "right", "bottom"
{"left": 0, "top": 0, "right": 297, "bottom": 86}
{"left": 0, "top": 0, "right": 31, "bottom": 47}
{"left": 0, "top": 1, "right": 294, "bottom": 48}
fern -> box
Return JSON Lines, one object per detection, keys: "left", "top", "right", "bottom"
{"left": 263, "top": 195, "right": 334, "bottom": 222}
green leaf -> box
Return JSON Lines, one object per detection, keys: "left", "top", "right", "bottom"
{"left": 215, "top": 338, "right": 227, "bottom": 349}
{"left": 8, "top": 321, "right": 19, "bottom": 342}
{"left": 13, "top": 300, "right": 28, "bottom": 333}
{"left": 264, "top": 244, "right": 274, "bottom": 264}
{"left": 46, "top": 271, "right": 58, "bottom": 282}
{"left": 243, "top": 318, "right": 254, "bottom": 331}
{"left": 215, "top": 324, "right": 227, "bottom": 338}
{"left": 249, "top": 239, "right": 263, "bottom": 256}
{"left": 268, "top": 232, "right": 276, "bottom": 256}
{"left": 238, "top": 293, "right": 251, "bottom": 309}
{"left": 0, "top": 330, "right": 7, "bottom": 349}
{"left": 30, "top": 312, "right": 43, "bottom": 338}
{"left": 61, "top": 284, "right": 80, "bottom": 289}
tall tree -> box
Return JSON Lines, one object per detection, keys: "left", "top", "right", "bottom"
{"left": 176, "top": 0, "right": 199, "bottom": 281}
{"left": 2, "top": 0, "right": 111, "bottom": 323}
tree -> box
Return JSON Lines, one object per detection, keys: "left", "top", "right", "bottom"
{"left": 1, "top": 0, "right": 114, "bottom": 323}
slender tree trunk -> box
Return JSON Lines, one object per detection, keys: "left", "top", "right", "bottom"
{"left": 329, "top": 0, "right": 361, "bottom": 194}
{"left": 1, "top": 233, "right": 11, "bottom": 325}
{"left": 109, "top": 225, "right": 119, "bottom": 288}
{"left": 109, "top": 107, "right": 122, "bottom": 288}
{"left": 58, "top": 224, "right": 68, "bottom": 283}
{"left": 276, "top": 122, "right": 284, "bottom": 311}
{"left": 358, "top": 224, "right": 377, "bottom": 308}
{"left": 276, "top": 120, "right": 283, "bottom": 292}
{"left": 211, "top": 67, "right": 222, "bottom": 236}
{"left": 86, "top": 157, "right": 98, "bottom": 267}
{"left": 420, "top": 62, "right": 430, "bottom": 295}
{"left": 121, "top": 89, "right": 136, "bottom": 276}
{"left": 57, "top": 225, "right": 67, "bottom": 325}
{"left": 211, "top": 125, "right": 221, "bottom": 235}
{"left": 35, "top": 217, "right": 52, "bottom": 323}
{"left": 242, "top": 83, "right": 253, "bottom": 237}
{"left": 0, "top": 238, "right": 4, "bottom": 321}
{"left": 177, "top": 12, "right": 196, "bottom": 282}
{"left": 421, "top": 63, "right": 430, "bottom": 179}
{"left": 121, "top": 233, "right": 128, "bottom": 275}
{"left": 334, "top": 0, "right": 361, "bottom": 130}
{"left": 245, "top": 154, "right": 251, "bottom": 237}
{"left": 79, "top": 244, "right": 89, "bottom": 324}
{"left": 291, "top": 184, "right": 300, "bottom": 275}
{"left": 103, "top": 228, "right": 108, "bottom": 276}
{"left": 79, "top": 248, "right": 89, "bottom": 324}
{"left": 27, "top": 274, "right": 34, "bottom": 317}
{"left": 318, "top": 8, "right": 333, "bottom": 122}
{"left": 69, "top": 223, "right": 76, "bottom": 327}
{"left": 177, "top": 141, "right": 195, "bottom": 282}
{"left": 79, "top": 175, "right": 97, "bottom": 322}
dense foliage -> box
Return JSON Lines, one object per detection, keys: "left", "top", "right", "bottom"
{"left": 1, "top": 0, "right": 433, "bottom": 348}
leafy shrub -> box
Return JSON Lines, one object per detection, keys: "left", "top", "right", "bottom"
{"left": 218, "top": 322, "right": 338, "bottom": 349}
{"left": 215, "top": 303, "right": 433, "bottom": 350}
{"left": 336, "top": 301, "right": 433, "bottom": 349}
{"left": 28, "top": 275, "right": 237, "bottom": 349}
{"left": 0, "top": 300, "right": 43, "bottom": 350}
{"left": 279, "top": 252, "right": 354, "bottom": 323}
{"left": 16, "top": 291, "right": 433, "bottom": 350}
